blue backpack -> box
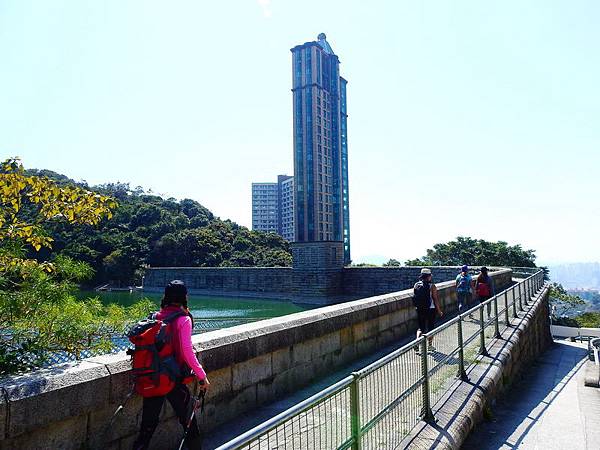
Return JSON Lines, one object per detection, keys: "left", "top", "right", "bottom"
{"left": 457, "top": 274, "right": 470, "bottom": 291}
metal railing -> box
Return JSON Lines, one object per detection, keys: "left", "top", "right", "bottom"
{"left": 40, "top": 317, "right": 267, "bottom": 366}
{"left": 217, "top": 270, "right": 546, "bottom": 450}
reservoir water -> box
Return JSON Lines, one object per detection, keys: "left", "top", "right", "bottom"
{"left": 86, "top": 291, "right": 314, "bottom": 333}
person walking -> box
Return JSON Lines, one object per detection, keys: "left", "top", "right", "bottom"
{"left": 413, "top": 268, "right": 443, "bottom": 352}
{"left": 133, "top": 280, "right": 210, "bottom": 450}
{"left": 455, "top": 265, "right": 474, "bottom": 312}
{"left": 475, "top": 267, "right": 495, "bottom": 318}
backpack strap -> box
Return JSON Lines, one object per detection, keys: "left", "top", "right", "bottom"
{"left": 162, "top": 310, "right": 195, "bottom": 330}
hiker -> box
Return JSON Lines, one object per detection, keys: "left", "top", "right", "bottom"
{"left": 475, "top": 266, "right": 495, "bottom": 318}
{"left": 455, "top": 265, "right": 474, "bottom": 312}
{"left": 132, "top": 280, "right": 210, "bottom": 450}
{"left": 413, "top": 268, "right": 443, "bottom": 351}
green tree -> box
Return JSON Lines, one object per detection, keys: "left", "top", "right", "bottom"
{"left": 0, "top": 158, "right": 152, "bottom": 374}
{"left": 574, "top": 312, "right": 600, "bottom": 328}
{"left": 405, "top": 236, "right": 538, "bottom": 268}
{"left": 549, "top": 283, "right": 586, "bottom": 321}
{"left": 35, "top": 172, "right": 292, "bottom": 284}
{"left": 383, "top": 259, "right": 402, "bottom": 267}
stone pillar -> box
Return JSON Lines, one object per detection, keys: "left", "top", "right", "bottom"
{"left": 291, "top": 242, "right": 344, "bottom": 302}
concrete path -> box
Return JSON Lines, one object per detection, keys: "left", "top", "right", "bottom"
{"left": 201, "top": 311, "right": 488, "bottom": 449}
{"left": 201, "top": 331, "right": 418, "bottom": 449}
{"left": 462, "top": 340, "right": 600, "bottom": 450}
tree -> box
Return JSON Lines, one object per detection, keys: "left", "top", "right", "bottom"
{"left": 0, "top": 158, "right": 152, "bottom": 374}
{"left": 383, "top": 259, "right": 402, "bottom": 267}
{"left": 573, "top": 312, "right": 600, "bottom": 328}
{"left": 549, "top": 283, "right": 586, "bottom": 319}
{"left": 36, "top": 171, "right": 293, "bottom": 284}
{"left": 1, "top": 157, "right": 116, "bottom": 252}
{"left": 405, "top": 237, "right": 538, "bottom": 268}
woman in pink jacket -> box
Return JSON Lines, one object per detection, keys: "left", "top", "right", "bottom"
{"left": 133, "top": 280, "right": 210, "bottom": 450}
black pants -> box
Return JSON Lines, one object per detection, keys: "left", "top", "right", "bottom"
{"left": 133, "top": 383, "right": 201, "bottom": 450}
{"left": 479, "top": 295, "right": 492, "bottom": 317}
{"left": 416, "top": 307, "right": 436, "bottom": 333}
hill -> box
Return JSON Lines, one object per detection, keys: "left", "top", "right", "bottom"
{"left": 548, "top": 262, "right": 600, "bottom": 289}
{"left": 31, "top": 170, "right": 292, "bottom": 286}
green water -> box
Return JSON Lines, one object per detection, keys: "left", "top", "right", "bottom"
{"left": 81, "top": 291, "right": 312, "bottom": 332}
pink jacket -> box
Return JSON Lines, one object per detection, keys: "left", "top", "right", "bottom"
{"left": 156, "top": 306, "right": 207, "bottom": 381}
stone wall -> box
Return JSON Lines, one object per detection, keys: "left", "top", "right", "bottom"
{"left": 145, "top": 262, "right": 505, "bottom": 304}
{"left": 0, "top": 270, "right": 513, "bottom": 450}
{"left": 143, "top": 267, "right": 295, "bottom": 299}
{"left": 341, "top": 266, "right": 491, "bottom": 298}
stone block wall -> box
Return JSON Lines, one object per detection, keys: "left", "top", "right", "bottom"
{"left": 0, "top": 269, "right": 514, "bottom": 450}
{"left": 291, "top": 241, "right": 344, "bottom": 270}
{"left": 144, "top": 262, "right": 506, "bottom": 304}
{"left": 341, "top": 266, "right": 502, "bottom": 298}
{"left": 143, "top": 267, "right": 295, "bottom": 299}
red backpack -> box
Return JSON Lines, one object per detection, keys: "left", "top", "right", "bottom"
{"left": 477, "top": 281, "right": 491, "bottom": 297}
{"left": 127, "top": 311, "right": 194, "bottom": 397}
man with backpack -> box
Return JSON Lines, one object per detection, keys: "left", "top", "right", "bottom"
{"left": 413, "top": 268, "right": 443, "bottom": 351}
{"left": 129, "top": 280, "right": 210, "bottom": 450}
{"left": 455, "top": 265, "right": 474, "bottom": 312}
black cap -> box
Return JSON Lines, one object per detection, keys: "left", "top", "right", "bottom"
{"left": 163, "top": 280, "right": 188, "bottom": 305}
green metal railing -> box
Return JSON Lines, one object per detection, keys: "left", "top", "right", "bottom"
{"left": 216, "top": 270, "right": 546, "bottom": 450}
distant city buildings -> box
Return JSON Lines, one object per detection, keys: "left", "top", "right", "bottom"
{"left": 251, "top": 175, "right": 295, "bottom": 241}
{"left": 291, "top": 33, "right": 351, "bottom": 264}
{"left": 251, "top": 182, "right": 278, "bottom": 233}
{"left": 278, "top": 175, "right": 295, "bottom": 242}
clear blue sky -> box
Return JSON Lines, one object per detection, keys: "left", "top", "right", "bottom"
{"left": 1, "top": 1, "right": 599, "bottom": 265}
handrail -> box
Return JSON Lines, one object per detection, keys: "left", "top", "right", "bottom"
{"left": 216, "top": 375, "right": 355, "bottom": 449}
{"left": 217, "top": 269, "right": 546, "bottom": 450}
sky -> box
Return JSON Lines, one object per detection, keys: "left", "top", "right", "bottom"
{"left": 1, "top": 0, "right": 599, "bottom": 265}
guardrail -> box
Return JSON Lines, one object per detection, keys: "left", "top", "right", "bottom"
{"left": 216, "top": 270, "right": 546, "bottom": 450}
{"left": 41, "top": 317, "right": 268, "bottom": 366}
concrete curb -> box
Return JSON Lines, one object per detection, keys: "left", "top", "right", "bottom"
{"left": 584, "top": 360, "right": 600, "bottom": 388}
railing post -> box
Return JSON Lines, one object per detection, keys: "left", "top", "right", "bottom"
{"left": 420, "top": 338, "right": 435, "bottom": 423}
{"left": 479, "top": 305, "right": 490, "bottom": 356}
{"left": 493, "top": 296, "right": 501, "bottom": 338}
{"left": 504, "top": 290, "right": 510, "bottom": 326}
{"left": 350, "top": 372, "right": 362, "bottom": 450}
{"left": 518, "top": 282, "right": 523, "bottom": 312}
{"left": 525, "top": 279, "right": 530, "bottom": 306}
{"left": 457, "top": 316, "right": 468, "bottom": 381}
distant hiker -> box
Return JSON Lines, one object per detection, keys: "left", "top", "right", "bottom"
{"left": 475, "top": 266, "right": 495, "bottom": 318}
{"left": 455, "top": 265, "right": 474, "bottom": 312}
{"left": 413, "top": 268, "right": 443, "bottom": 351}
{"left": 131, "top": 280, "right": 209, "bottom": 450}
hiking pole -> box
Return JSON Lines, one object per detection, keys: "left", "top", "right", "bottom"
{"left": 177, "top": 390, "right": 205, "bottom": 450}
{"left": 109, "top": 385, "right": 136, "bottom": 426}
{"left": 103, "top": 384, "right": 135, "bottom": 444}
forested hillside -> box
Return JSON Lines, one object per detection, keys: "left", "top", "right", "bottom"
{"left": 31, "top": 170, "right": 292, "bottom": 286}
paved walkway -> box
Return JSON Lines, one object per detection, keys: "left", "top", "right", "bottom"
{"left": 462, "top": 340, "right": 600, "bottom": 450}
{"left": 202, "top": 311, "right": 489, "bottom": 449}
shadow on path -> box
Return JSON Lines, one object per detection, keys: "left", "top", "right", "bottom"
{"left": 201, "top": 296, "right": 509, "bottom": 449}
{"left": 462, "top": 339, "right": 598, "bottom": 450}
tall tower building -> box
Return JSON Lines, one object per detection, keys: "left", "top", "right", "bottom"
{"left": 291, "top": 33, "right": 350, "bottom": 264}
